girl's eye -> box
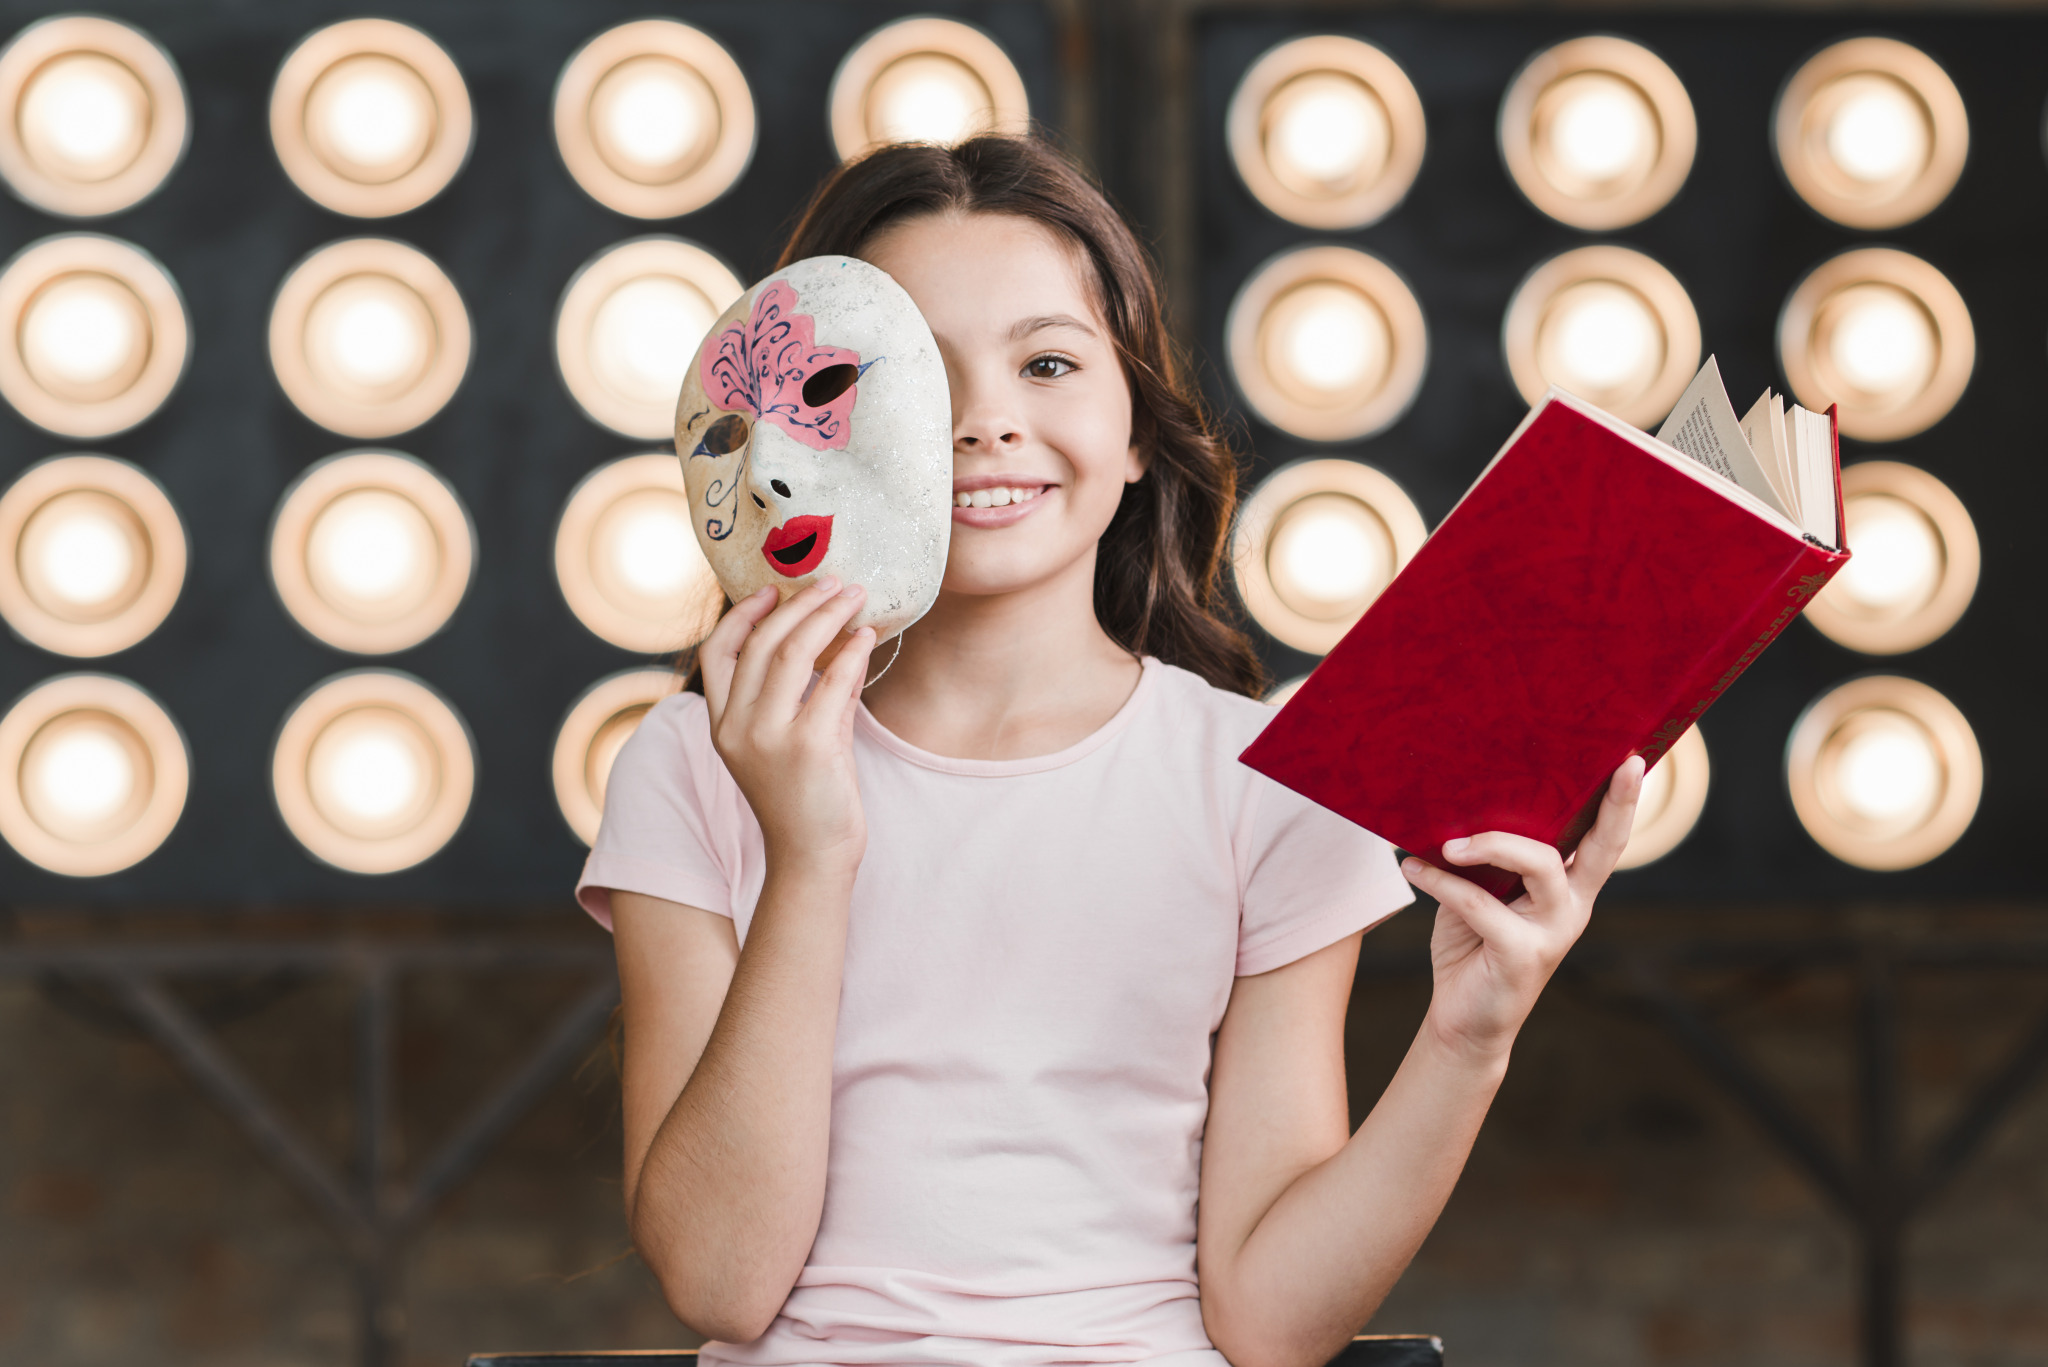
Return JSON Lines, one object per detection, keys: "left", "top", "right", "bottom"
{"left": 1023, "top": 354, "right": 1076, "bottom": 380}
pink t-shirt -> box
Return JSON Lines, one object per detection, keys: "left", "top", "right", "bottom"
{"left": 578, "top": 657, "right": 1411, "bottom": 1367}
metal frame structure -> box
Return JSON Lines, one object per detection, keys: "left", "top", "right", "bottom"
{"left": 0, "top": 930, "right": 619, "bottom": 1367}
{"left": 1353, "top": 922, "right": 2048, "bottom": 1367}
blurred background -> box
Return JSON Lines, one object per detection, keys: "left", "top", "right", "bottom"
{"left": 0, "top": 1, "right": 2041, "bottom": 1364}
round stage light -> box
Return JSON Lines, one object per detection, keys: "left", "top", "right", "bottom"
{"left": 272, "top": 669, "right": 474, "bottom": 874}
{"left": 0, "top": 454, "right": 184, "bottom": 657}
{"left": 1805, "top": 461, "right": 1977, "bottom": 655}
{"left": 1615, "top": 725, "right": 1710, "bottom": 870}
{"left": 270, "top": 237, "right": 471, "bottom": 439}
{"left": 1776, "top": 38, "right": 1966, "bottom": 231}
{"left": 1226, "top": 246, "right": 1428, "bottom": 442}
{"left": 270, "top": 450, "right": 473, "bottom": 655}
{"left": 828, "top": 17, "right": 1029, "bottom": 160}
{"left": 1233, "top": 459, "right": 1427, "bottom": 655}
{"left": 555, "top": 237, "right": 742, "bottom": 441}
{"left": 1787, "top": 675, "right": 1980, "bottom": 871}
{"left": 270, "top": 19, "right": 471, "bottom": 218}
{"left": 1779, "top": 248, "right": 1971, "bottom": 443}
{"left": 553, "top": 667, "right": 680, "bottom": 845}
{"left": 1500, "top": 36, "right": 1696, "bottom": 231}
{"left": 0, "top": 233, "right": 188, "bottom": 439}
{"left": 554, "top": 20, "right": 754, "bottom": 219}
{"left": 1503, "top": 245, "right": 1701, "bottom": 428}
{"left": 0, "top": 672, "right": 187, "bottom": 876}
{"left": 0, "top": 16, "right": 187, "bottom": 218}
{"left": 1226, "top": 35, "right": 1425, "bottom": 229}
{"left": 556, "top": 453, "right": 722, "bottom": 654}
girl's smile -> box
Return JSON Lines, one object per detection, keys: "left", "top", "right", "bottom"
{"left": 951, "top": 473, "right": 1053, "bottom": 528}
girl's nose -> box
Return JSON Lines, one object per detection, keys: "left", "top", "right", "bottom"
{"left": 952, "top": 368, "right": 1025, "bottom": 453}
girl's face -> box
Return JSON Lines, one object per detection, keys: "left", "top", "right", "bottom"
{"left": 862, "top": 212, "right": 1142, "bottom": 601}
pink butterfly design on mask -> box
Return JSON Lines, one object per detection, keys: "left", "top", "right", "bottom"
{"left": 700, "top": 280, "right": 871, "bottom": 450}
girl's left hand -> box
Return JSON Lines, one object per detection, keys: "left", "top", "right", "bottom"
{"left": 1401, "top": 757, "right": 1646, "bottom": 1065}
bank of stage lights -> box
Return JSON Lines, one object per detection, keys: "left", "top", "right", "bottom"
{"left": 0, "top": 12, "right": 1028, "bottom": 879}
{"left": 0, "top": 13, "right": 1998, "bottom": 882}
{"left": 1228, "top": 30, "right": 1988, "bottom": 873}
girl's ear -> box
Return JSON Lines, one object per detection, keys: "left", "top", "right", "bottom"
{"left": 1124, "top": 438, "right": 1149, "bottom": 484}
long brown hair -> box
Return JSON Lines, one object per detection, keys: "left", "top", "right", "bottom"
{"left": 686, "top": 135, "right": 1264, "bottom": 697}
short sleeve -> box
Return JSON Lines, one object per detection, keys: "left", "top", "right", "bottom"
{"left": 1235, "top": 773, "right": 1414, "bottom": 977}
{"left": 575, "top": 692, "right": 743, "bottom": 931}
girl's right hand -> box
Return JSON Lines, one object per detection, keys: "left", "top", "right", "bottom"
{"left": 698, "top": 577, "right": 877, "bottom": 880}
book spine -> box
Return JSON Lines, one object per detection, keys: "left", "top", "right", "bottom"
{"left": 1638, "top": 542, "right": 1848, "bottom": 768}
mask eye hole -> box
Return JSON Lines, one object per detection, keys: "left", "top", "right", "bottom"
{"left": 700, "top": 413, "right": 750, "bottom": 455}
{"left": 801, "top": 363, "right": 859, "bottom": 408}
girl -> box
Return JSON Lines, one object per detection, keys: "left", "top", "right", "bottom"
{"left": 578, "top": 135, "right": 1643, "bottom": 1367}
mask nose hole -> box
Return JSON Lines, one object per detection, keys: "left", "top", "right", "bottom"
{"left": 770, "top": 479, "right": 792, "bottom": 498}
{"left": 751, "top": 492, "right": 766, "bottom": 508}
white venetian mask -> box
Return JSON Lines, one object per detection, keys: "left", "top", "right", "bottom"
{"left": 674, "top": 255, "right": 951, "bottom": 641}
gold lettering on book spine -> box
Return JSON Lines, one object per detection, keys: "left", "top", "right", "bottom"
{"left": 1639, "top": 570, "right": 1832, "bottom": 764}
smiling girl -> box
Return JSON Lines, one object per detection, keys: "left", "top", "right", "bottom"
{"left": 577, "top": 136, "right": 1643, "bottom": 1367}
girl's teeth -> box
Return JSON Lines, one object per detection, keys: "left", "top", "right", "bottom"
{"left": 954, "top": 486, "right": 1045, "bottom": 509}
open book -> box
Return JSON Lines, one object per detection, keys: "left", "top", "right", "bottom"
{"left": 1240, "top": 358, "right": 1849, "bottom": 900}
{"left": 1657, "top": 357, "right": 1840, "bottom": 548}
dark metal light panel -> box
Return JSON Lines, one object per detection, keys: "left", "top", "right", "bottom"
{"left": 0, "top": 0, "right": 1063, "bottom": 906}
{"left": 1195, "top": 11, "right": 2047, "bottom": 898}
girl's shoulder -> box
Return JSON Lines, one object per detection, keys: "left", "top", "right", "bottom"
{"left": 609, "top": 689, "right": 729, "bottom": 798}
{"left": 1141, "top": 658, "right": 1284, "bottom": 751}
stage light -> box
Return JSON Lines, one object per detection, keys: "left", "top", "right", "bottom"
{"left": 1787, "top": 676, "right": 1980, "bottom": 870}
{"left": 1233, "top": 459, "right": 1426, "bottom": 655}
{"left": 270, "top": 237, "right": 471, "bottom": 440}
{"left": 554, "top": 20, "right": 754, "bottom": 219}
{"left": 1226, "top": 246, "right": 1427, "bottom": 443}
{"left": 556, "top": 453, "right": 722, "bottom": 654}
{"left": 0, "top": 454, "right": 184, "bottom": 657}
{"left": 0, "top": 233, "right": 188, "bottom": 439}
{"left": 1503, "top": 245, "right": 1700, "bottom": 428}
{"left": 1226, "top": 35, "right": 1425, "bottom": 229}
{"left": 1779, "top": 248, "right": 1970, "bottom": 443}
{"left": 1615, "top": 725, "right": 1710, "bottom": 870}
{"left": 269, "top": 451, "right": 473, "bottom": 655}
{"left": 270, "top": 19, "right": 471, "bottom": 218}
{"left": 1500, "top": 37, "right": 1695, "bottom": 231}
{"left": 552, "top": 667, "right": 680, "bottom": 845}
{"left": 0, "top": 16, "right": 186, "bottom": 218}
{"left": 555, "top": 237, "right": 742, "bottom": 441}
{"left": 0, "top": 673, "right": 187, "bottom": 876}
{"left": 1776, "top": 38, "right": 1965, "bottom": 231}
{"left": 1805, "top": 461, "right": 1977, "bottom": 655}
{"left": 828, "top": 17, "right": 1029, "bottom": 160}
{"left": 272, "top": 670, "right": 474, "bottom": 874}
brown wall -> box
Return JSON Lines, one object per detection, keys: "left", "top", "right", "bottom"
{"left": 4, "top": 907, "right": 2045, "bottom": 1367}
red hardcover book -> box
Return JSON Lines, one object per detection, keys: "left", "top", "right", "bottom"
{"left": 1240, "top": 363, "right": 1850, "bottom": 900}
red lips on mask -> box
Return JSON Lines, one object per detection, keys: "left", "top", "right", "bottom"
{"left": 761, "top": 514, "right": 833, "bottom": 577}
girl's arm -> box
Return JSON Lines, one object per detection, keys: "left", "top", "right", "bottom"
{"left": 1196, "top": 759, "right": 1645, "bottom": 1367}
{"left": 614, "top": 579, "right": 875, "bottom": 1343}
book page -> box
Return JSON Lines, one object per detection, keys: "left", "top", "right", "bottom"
{"left": 1738, "top": 390, "right": 1799, "bottom": 513}
{"left": 1655, "top": 358, "right": 1793, "bottom": 518}
{"left": 1792, "top": 405, "right": 1838, "bottom": 546}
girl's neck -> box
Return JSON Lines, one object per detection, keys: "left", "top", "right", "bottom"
{"left": 859, "top": 548, "right": 1143, "bottom": 762}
